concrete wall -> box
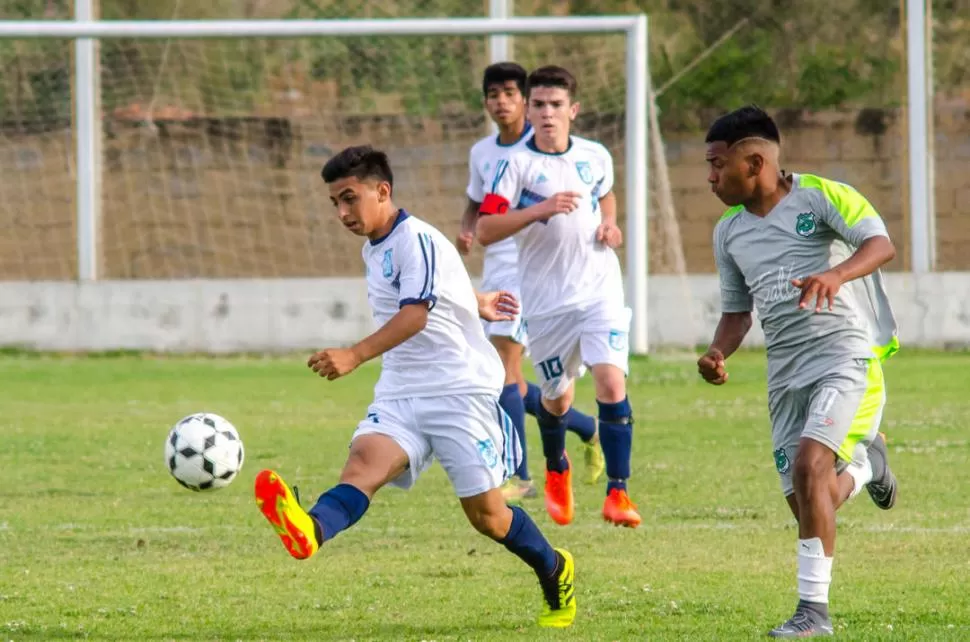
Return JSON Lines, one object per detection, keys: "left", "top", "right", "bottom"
{"left": 3, "top": 274, "right": 970, "bottom": 353}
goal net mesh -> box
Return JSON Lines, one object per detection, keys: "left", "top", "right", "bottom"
{"left": 0, "top": 30, "right": 675, "bottom": 280}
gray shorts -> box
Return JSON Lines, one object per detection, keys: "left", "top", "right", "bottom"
{"left": 768, "top": 358, "right": 886, "bottom": 496}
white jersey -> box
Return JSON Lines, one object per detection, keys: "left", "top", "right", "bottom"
{"left": 466, "top": 124, "right": 533, "bottom": 285}
{"left": 361, "top": 210, "right": 504, "bottom": 400}
{"left": 484, "top": 135, "right": 625, "bottom": 321}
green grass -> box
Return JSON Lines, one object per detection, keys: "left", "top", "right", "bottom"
{"left": 0, "top": 350, "right": 967, "bottom": 640}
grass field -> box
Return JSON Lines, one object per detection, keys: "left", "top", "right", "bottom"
{"left": 0, "top": 350, "right": 967, "bottom": 641}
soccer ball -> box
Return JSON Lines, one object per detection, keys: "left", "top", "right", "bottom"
{"left": 165, "top": 413, "right": 244, "bottom": 491}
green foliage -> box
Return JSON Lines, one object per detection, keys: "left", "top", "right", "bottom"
{"left": 0, "top": 0, "right": 959, "bottom": 123}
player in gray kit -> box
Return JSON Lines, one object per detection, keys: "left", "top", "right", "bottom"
{"left": 697, "top": 106, "right": 899, "bottom": 638}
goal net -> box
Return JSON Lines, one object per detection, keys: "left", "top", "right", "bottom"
{"left": 0, "top": 26, "right": 673, "bottom": 282}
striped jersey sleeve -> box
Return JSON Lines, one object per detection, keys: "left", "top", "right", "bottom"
{"left": 397, "top": 228, "right": 439, "bottom": 310}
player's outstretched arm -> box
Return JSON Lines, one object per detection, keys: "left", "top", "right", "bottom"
{"left": 308, "top": 304, "right": 429, "bottom": 380}
{"left": 697, "top": 312, "right": 753, "bottom": 385}
{"left": 475, "top": 289, "right": 519, "bottom": 322}
{"left": 791, "top": 236, "right": 896, "bottom": 312}
{"left": 476, "top": 192, "right": 581, "bottom": 245}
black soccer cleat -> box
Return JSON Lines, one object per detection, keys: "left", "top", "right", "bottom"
{"left": 866, "top": 432, "right": 898, "bottom": 510}
{"left": 769, "top": 601, "right": 834, "bottom": 638}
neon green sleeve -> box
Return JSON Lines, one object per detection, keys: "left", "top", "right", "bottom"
{"left": 800, "top": 174, "right": 889, "bottom": 246}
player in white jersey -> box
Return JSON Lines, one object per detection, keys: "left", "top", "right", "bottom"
{"left": 253, "top": 145, "right": 576, "bottom": 628}
{"left": 457, "top": 62, "right": 603, "bottom": 502}
{"left": 477, "top": 66, "right": 641, "bottom": 529}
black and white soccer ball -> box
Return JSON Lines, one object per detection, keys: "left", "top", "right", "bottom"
{"left": 165, "top": 413, "right": 244, "bottom": 492}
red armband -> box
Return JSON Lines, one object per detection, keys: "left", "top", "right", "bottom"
{"left": 479, "top": 193, "right": 510, "bottom": 216}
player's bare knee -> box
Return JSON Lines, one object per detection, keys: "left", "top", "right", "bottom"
{"left": 339, "top": 435, "right": 408, "bottom": 496}
{"left": 792, "top": 441, "right": 835, "bottom": 490}
{"left": 541, "top": 394, "right": 572, "bottom": 417}
{"left": 591, "top": 364, "right": 626, "bottom": 403}
{"left": 537, "top": 380, "right": 574, "bottom": 415}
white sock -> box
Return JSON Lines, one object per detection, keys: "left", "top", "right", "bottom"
{"left": 797, "top": 537, "right": 833, "bottom": 604}
{"left": 845, "top": 457, "right": 873, "bottom": 500}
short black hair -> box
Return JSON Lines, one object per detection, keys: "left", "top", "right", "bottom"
{"left": 705, "top": 105, "right": 780, "bottom": 146}
{"left": 482, "top": 62, "right": 527, "bottom": 96}
{"left": 525, "top": 65, "right": 578, "bottom": 99}
{"left": 321, "top": 145, "right": 394, "bottom": 190}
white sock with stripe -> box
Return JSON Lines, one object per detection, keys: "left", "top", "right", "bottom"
{"left": 797, "top": 537, "right": 833, "bottom": 604}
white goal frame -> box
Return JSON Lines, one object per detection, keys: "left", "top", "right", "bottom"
{"left": 0, "top": 14, "right": 651, "bottom": 354}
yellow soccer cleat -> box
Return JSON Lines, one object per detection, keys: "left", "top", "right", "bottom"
{"left": 500, "top": 477, "right": 538, "bottom": 503}
{"left": 537, "top": 548, "right": 576, "bottom": 628}
{"left": 254, "top": 469, "right": 320, "bottom": 560}
{"left": 583, "top": 431, "right": 606, "bottom": 485}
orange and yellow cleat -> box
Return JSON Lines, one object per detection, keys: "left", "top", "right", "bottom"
{"left": 602, "top": 487, "right": 641, "bottom": 528}
{"left": 544, "top": 453, "right": 574, "bottom": 525}
{"left": 254, "top": 469, "right": 320, "bottom": 560}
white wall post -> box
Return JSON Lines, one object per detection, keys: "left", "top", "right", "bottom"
{"left": 488, "top": 0, "right": 512, "bottom": 64}
{"left": 74, "top": 0, "right": 101, "bottom": 281}
{"left": 487, "top": 0, "right": 513, "bottom": 136}
{"left": 907, "top": 0, "right": 934, "bottom": 272}
{"left": 625, "top": 15, "right": 649, "bottom": 354}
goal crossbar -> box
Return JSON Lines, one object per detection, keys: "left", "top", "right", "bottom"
{"left": 0, "top": 17, "right": 643, "bottom": 38}
{"left": 0, "top": 15, "right": 650, "bottom": 354}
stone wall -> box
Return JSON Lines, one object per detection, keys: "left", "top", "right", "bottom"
{"left": 0, "top": 107, "right": 965, "bottom": 279}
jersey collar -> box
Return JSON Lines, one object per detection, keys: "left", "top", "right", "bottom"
{"left": 369, "top": 209, "right": 409, "bottom": 246}
{"left": 526, "top": 135, "right": 573, "bottom": 156}
{"left": 495, "top": 122, "right": 533, "bottom": 148}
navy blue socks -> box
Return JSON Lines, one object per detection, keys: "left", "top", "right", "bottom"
{"left": 536, "top": 402, "right": 568, "bottom": 473}
{"left": 308, "top": 483, "right": 370, "bottom": 544}
{"left": 598, "top": 397, "right": 633, "bottom": 494}
{"left": 500, "top": 383, "right": 530, "bottom": 481}
{"left": 500, "top": 505, "right": 558, "bottom": 578}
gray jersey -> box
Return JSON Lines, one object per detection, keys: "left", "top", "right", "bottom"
{"left": 714, "top": 173, "right": 899, "bottom": 391}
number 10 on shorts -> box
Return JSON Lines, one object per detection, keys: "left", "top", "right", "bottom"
{"left": 538, "top": 356, "right": 564, "bottom": 382}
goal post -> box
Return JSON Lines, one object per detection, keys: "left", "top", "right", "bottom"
{"left": 0, "top": 15, "right": 650, "bottom": 354}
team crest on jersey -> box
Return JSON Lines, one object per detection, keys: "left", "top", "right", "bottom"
{"left": 609, "top": 329, "right": 628, "bottom": 351}
{"left": 381, "top": 249, "right": 394, "bottom": 278}
{"left": 575, "top": 161, "right": 593, "bottom": 184}
{"left": 774, "top": 448, "right": 791, "bottom": 474}
{"left": 476, "top": 438, "right": 499, "bottom": 469}
{"left": 795, "top": 212, "right": 817, "bottom": 237}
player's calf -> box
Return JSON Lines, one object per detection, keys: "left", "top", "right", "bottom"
{"left": 460, "top": 490, "right": 576, "bottom": 627}
{"left": 300, "top": 433, "right": 406, "bottom": 547}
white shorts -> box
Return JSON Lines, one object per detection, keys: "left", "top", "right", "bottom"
{"left": 480, "top": 272, "right": 527, "bottom": 347}
{"left": 527, "top": 306, "right": 632, "bottom": 400}
{"left": 351, "top": 393, "right": 522, "bottom": 498}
